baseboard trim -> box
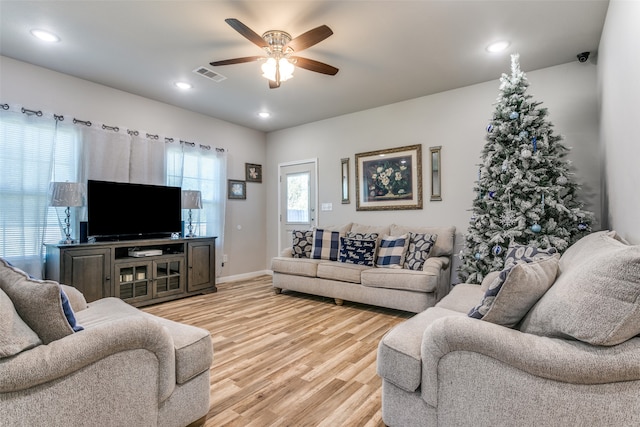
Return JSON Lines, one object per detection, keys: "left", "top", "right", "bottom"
{"left": 217, "top": 270, "right": 272, "bottom": 284}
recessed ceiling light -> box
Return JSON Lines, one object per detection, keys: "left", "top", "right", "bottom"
{"left": 174, "top": 82, "right": 192, "bottom": 90}
{"left": 258, "top": 112, "right": 270, "bottom": 119}
{"left": 486, "top": 40, "right": 510, "bottom": 53}
{"left": 30, "top": 29, "right": 60, "bottom": 43}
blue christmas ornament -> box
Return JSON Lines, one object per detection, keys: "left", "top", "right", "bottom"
{"left": 489, "top": 191, "right": 496, "bottom": 199}
{"left": 492, "top": 245, "right": 503, "bottom": 256}
{"left": 519, "top": 130, "right": 529, "bottom": 138}
{"left": 509, "top": 111, "right": 519, "bottom": 120}
{"left": 578, "top": 223, "right": 588, "bottom": 231}
{"left": 531, "top": 223, "right": 542, "bottom": 233}
{"left": 486, "top": 124, "right": 494, "bottom": 133}
{"left": 474, "top": 252, "right": 482, "bottom": 260}
{"left": 532, "top": 136, "right": 538, "bottom": 153}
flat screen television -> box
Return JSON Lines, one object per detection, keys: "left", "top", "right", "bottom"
{"left": 87, "top": 180, "right": 182, "bottom": 241}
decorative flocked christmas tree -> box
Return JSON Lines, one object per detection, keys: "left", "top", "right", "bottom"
{"left": 457, "top": 54, "right": 594, "bottom": 284}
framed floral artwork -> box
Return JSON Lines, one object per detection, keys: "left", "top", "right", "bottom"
{"left": 245, "top": 163, "right": 262, "bottom": 183}
{"left": 355, "top": 144, "right": 423, "bottom": 211}
{"left": 228, "top": 179, "right": 246, "bottom": 200}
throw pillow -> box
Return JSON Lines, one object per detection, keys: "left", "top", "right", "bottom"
{"left": 520, "top": 243, "right": 640, "bottom": 346}
{"left": 291, "top": 229, "right": 313, "bottom": 258}
{"left": 558, "top": 230, "right": 625, "bottom": 273}
{"left": 468, "top": 255, "right": 560, "bottom": 327}
{"left": 403, "top": 233, "right": 437, "bottom": 270}
{"left": 346, "top": 231, "right": 379, "bottom": 241}
{"left": 503, "top": 244, "right": 557, "bottom": 269}
{"left": 61, "top": 288, "right": 84, "bottom": 332}
{"left": 376, "top": 234, "right": 409, "bottom": 269}
{"left": 0, "top": 258, "right": 74, "bottom": 344}
{"left": 311, "top": 228, "right": 341, "bottom": 261}
{"left": 339, "top": 237, "right": 377, "bottom": 266}
{"left": 0, "top": 287, "right": 42, "bottom": 358}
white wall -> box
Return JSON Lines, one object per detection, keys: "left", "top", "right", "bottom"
{"left": 598, "top": 0, "right": 640, "bottom": 244}
{"left": 266, "top": 61, "right": 601, "bottom": 282}
{"left": 0, "top": 53, "right": 606, "bottom": 282}
{"left": 0, "top": 56, "right": 268, "bottom": 279}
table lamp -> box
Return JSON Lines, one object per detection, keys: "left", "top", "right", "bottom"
{"left": 181, "top": 190, "right": 202, "bottom": 238}
{"left": 49, "top": 181, "right": 85, "bottom": 244}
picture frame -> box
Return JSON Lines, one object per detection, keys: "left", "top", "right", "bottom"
{"left": 228, "top": 179, "right": 246, "bottom": 200}
{"left": 430, "top": 146, "right": 442, "bottom": 201}
{"left": 341, "top": 157, "right": 350, "bottom": 204}
{"left": 355, "top": 144, "right": 422, "bottom": 211}
{"left": 245, "top": 163, "right": 262, "bottom": 183}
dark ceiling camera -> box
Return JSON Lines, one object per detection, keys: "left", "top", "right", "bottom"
{"left": 577, "top": 52, "right": 590, "bottom": 63}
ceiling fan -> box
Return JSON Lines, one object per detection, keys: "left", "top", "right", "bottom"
{"left": 210, "top": 18, "right": 339, "bottom": 89}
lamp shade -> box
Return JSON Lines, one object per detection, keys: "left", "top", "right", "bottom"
{"left": 261, "top": 58, "right": 294, "bottom": 82}
{"left": 182, "top": 190, "right": 202, "bottom": 209}
{"left": 48, "top": 182, "right": 85, "bottom": 207}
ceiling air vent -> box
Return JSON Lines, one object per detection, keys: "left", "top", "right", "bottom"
{"left": 193, "top": 66, "right": 227, "bottom": 83}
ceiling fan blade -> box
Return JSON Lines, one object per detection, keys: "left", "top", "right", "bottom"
{"left": 210, "top": 56, "right": 263, "bottom": 66}
{"left": 291, "top": 57, "right": 339, "bottom": 75}
{"left": 285, "top": 25, "right": 333, "bottom": 52}
{"left": 225, "top": 18, "right": 268, "bottom": 49}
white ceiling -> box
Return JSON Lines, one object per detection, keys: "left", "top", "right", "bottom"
{"left": 0, "top": 1, "right": 609, "bottom": 132}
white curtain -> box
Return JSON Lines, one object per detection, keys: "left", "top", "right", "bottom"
{"left": 0, "top": 105, "right": 226, "bottom": 277}
{"left": 0, "top": 107, "right": 76, "bottom": 277}
{"left": 129, "top": 132, "right": 165, "bottom": 185}
{"left": 166, "top": 141, "right": 227, "bottom": 275}
{"left": 79, "top": 125, "right": 131, "bottom": 183}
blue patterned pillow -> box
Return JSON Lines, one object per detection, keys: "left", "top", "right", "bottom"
{"left": 311, "top": 228, "right": 341, "bottom": 261}
{"left": 468, "top": 256, "right": 559, "bottom": 327}
{"left": 60, "top": 288, "right": 83, "bottom": 332}
{"left": 468, "top": 265, "right": 514, "bottom": 319}
{"left": 376, "top": 234, "right": 409, "bottom": 269}
{"left": 504, "top": 244, "right": 557, "bottom": 269}
{"left": 291, "top": 229, "right": 313, "bottom": 258}
{"left": 403, "top": 233, "right": 437, "bottom": 270}
{"left": 339, "top": 237, "right": 377, "bottom": 266}
{"left": 346, "top": 231, "right": 379, "bottom": 241}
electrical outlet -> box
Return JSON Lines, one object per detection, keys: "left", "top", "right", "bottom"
{"left": 223, "top": 254, "right": 228, "bottom": 263}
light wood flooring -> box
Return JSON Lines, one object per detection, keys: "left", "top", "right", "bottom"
{"left": 143, "top": 275, "right": 412, "bottom": 426}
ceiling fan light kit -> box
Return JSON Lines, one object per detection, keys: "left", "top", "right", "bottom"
{"left": 211, "top": 18, "right": 338, "bottom": 89}
{"left": 262, "top": 57, "right": 294, "bottom": 82}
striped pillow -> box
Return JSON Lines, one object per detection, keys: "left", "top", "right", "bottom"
{"left": 376, "top": 234, "right": 409, "bottom": 269}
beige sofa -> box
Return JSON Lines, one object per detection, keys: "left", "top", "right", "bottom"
{"left": 377, "top": 230, "right": 640, "bottom": 426}
{"left": 0, "top": 258, "right": 212, "bottom": 427}
{"left": 271, "top": 223, "right": 456, "bottom": 313}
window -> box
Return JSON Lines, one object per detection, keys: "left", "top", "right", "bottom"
{"left": 0, "top": 111, "right": 79, "bottom": 274}
{"left": 166, "top": 144, "right": 226, "bottom": 239}
{"left": 287, "top": 172, "right": 310, "bottom": 223}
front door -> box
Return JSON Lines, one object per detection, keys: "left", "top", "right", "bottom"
{"left": 279, "top": 160, "right": 317, "bottom": 254}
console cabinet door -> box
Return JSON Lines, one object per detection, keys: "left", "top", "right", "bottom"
{"left": 61, "top": 248, "right": 111, "bottom": 303}
{"left": 114, "top": 260, "right": 153, "bottom": 304}
{"left": 187, "top": 240, "right": 216, "bottom": 292}
{"left": 153, "top": 257, "right": 185, "bottom": 298}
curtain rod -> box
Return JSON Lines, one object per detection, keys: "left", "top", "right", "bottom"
{"left": 4, "top": 102, "right": 225, "bottom": 152}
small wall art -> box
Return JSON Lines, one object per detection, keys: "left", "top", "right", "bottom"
{"left": 245, "top": 163, "right": 262, "bottom": 183}
{"left": 228, "top": 179, "right": 246, "bottom": 200}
